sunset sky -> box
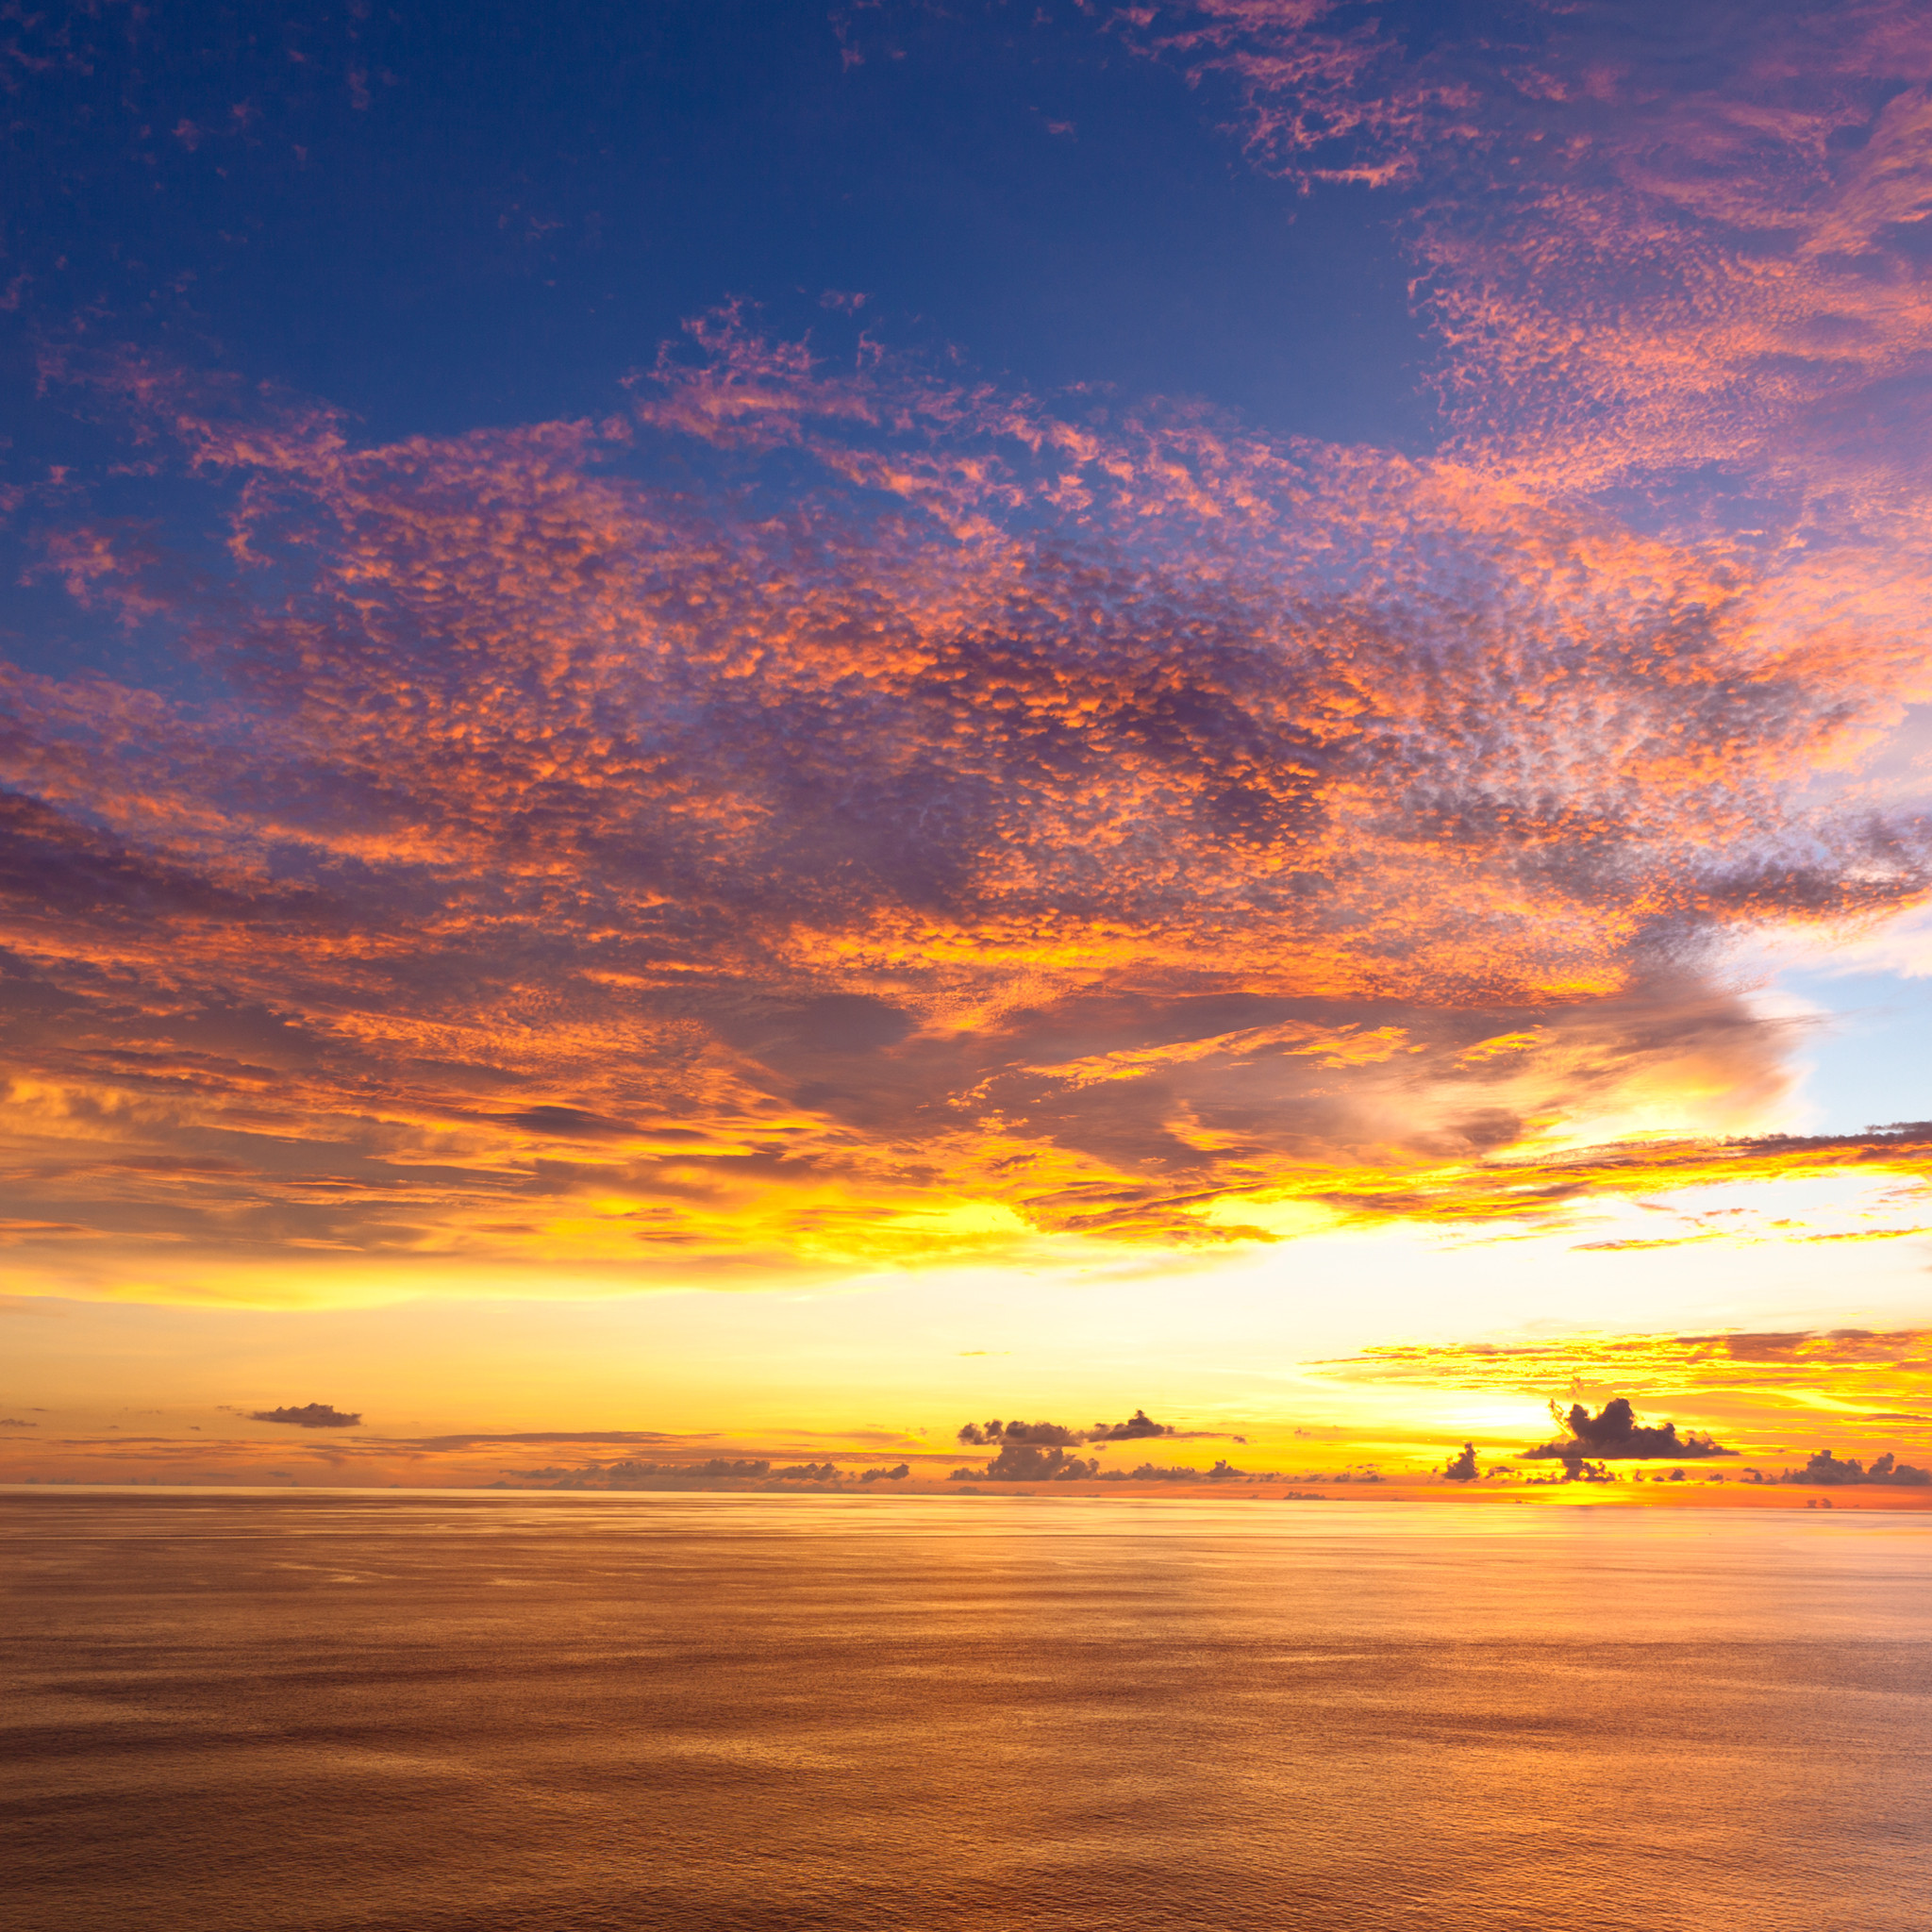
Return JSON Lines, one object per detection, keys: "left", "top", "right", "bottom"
{"left": 5, "top": 0, "right": 1932, "bottom": 1492}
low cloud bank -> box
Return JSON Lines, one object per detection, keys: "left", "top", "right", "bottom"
{"left": 950, "top": 1452, "right": 1270, "bottom": 1483}
{"left": 956, "top": 1409, "right": 1243, "bottom": 1450}
{"left": 1776, "top": 1450, "right": 1929, "bottom": 1488}
{"left": 951, "top": 1408, "right": 1246, "bottom": 1480}
{"left": 1093, "top": 1459, "right": 1252, "bottom": 1482}
{"left": 951, "top": 1443, "right": 1100, "bottom": 1482}
{"left": 498, "top": 1457, "right": 910, "bottom": 1491}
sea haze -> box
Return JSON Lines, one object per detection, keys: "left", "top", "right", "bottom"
{"left": 5, "top": 1491, "right": 1930, "bottom": 1932}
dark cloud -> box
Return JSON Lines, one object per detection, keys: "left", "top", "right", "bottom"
{"left": 499, "top": 1457, "right": 767, "bottom": 1489}
{"left": 497, "top": 1457, "right": 876, "bottom": 1489}
{"left": 1523, "top": 1398, "right": 1735, "bottom": 1468}
{"left": 956, "top": 1408, "right": 1241, "bottom": 1449}
{"left": 1087, "top": 1457, "right": 1252, "bottom": 1481}
{"left": 957, "top": 1418, "right": 1087, "bottom": 1448}
{"left": 950, "top": 1441, "right": 1100, "bottom": 1482}
{"left": 1088, "top": 1407, "right": 1243, "bottom": 1443}
{"left": 1525, "top": 1459, "right": 1617, "bottom": 1486}
{"left": 1441, "top": 1442, "right": 1478, "bottom": 1482}
{"left": 487, "top": 1453, "right": 923, "bottom": 1491}
{"left": 249, "top": 1402, "right": 361, "bottom": 1429}
{"left": 0, "top": 790, "right": 291, "bottom": 926}
{"left": 947, "top": 1429, "right": 1275, "bottom": 1480}
{"left": 1779, "top": 1450, "right": 1931, "bottom": 1488}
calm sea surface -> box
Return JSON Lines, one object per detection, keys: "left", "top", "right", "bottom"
{"left": 4, "top": 1491, "right": 1929, "bottom": 1931}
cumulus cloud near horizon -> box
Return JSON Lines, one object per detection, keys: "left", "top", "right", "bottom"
{"left": 1523, "top": 1396, "right": 1736, "bottom": 1465}
{"left": 957, "top": 1409, "right": 1243, "bottom": 1447}
{"left": 1315, "top": 1324, "right": 1932, "bottom": 1470}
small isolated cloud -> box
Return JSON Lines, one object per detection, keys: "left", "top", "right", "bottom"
{"left": 1441, "top": 1442, "right": 1478, "bottom": 1482}
{"left": 249, "top": 1402, "right": 362, "bottom": 1429}
{"left": 1523, "top": 1397, "right": 1734, "bottom": 1467}
{"left": 0, "top": 1417, "right": 38, "bottom": 1427}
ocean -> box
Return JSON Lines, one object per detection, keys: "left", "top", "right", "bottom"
{"left": 5, "top": 1490, "right": 1928, "bottom": 1930}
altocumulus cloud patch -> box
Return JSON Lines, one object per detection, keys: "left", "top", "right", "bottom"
{"left": 9, "top": 3, "right": 1932, "bottom": 1305}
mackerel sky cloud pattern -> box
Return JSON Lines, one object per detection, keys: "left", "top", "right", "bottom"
{"left": 5, "top": 2, "right": 1932, "bottom": 1296}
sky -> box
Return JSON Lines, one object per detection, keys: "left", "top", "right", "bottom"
{"left": 5, "top": 0, "right": 1932, "bottom": 1494}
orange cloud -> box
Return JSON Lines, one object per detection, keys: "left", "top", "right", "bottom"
{"left": 1, "top": 317, "right": 1928, "bottom": 1293}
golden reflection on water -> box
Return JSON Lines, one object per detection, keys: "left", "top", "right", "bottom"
{"left": 5, "top": 1492, "right": 1929, "bottom": 1931}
